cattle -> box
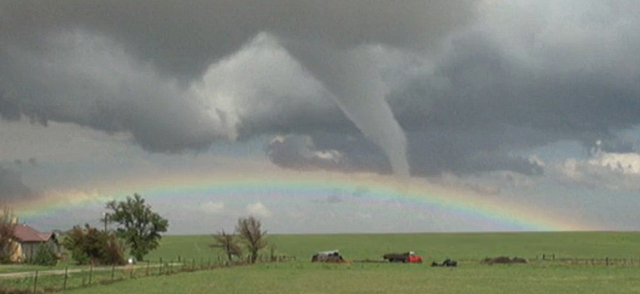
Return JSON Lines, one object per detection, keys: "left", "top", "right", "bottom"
{"left": 431, "top": 259, "right": 458, "bottom": 267}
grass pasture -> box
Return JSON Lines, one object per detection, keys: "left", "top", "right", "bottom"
{"left": 149, "top": 231, "right": 640, "bottom": 263}
{"left": 65, "top": 262, "right": 640, "bottom": 294}
{"left": 4, "top": 232, "right": 640, "bottom": 293}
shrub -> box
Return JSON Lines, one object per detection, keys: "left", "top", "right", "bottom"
{"left": 63, "top": 224, "right": 125, "bottom": 265}
{"left": 30, "top": 244, "right": 58, "bottom": 266}
{"left": 102, "top": 233, "right": 126, "bottom": 265}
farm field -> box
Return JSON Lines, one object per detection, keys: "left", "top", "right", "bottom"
{"left": 147, "top": 231, "right": 640, "bottom": 262}
{"left": 65, "top": 262, "right": 640, "bottom": 294}
{"left": 66, "top": 231, "right": 640, "bottom": 294}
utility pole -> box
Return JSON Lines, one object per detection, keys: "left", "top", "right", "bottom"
{"left": 103, "top": 212, "right": 109, "bottom": 232}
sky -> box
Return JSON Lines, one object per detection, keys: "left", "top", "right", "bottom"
{"left": 2, "top": 0, "right": 640, "bottom": 234}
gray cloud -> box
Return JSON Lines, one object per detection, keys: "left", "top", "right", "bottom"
{"left": 1, "top": 0, "right": 475, "bottom": 161}
{"left": 3, "top": 0, "right": 640, "bottom": 178}
{"left": 266, "top": 130, "right": 543, "bottom": 176}
{"left": 1, "top": 0, "right": 475, "bottom": 77}
{"left": 0, "top": 166, "right": 36, "bottom": 203}
{"left": 2, "top": 31, "right": 227, "bottom": 153}
{"left": 266, "top": 134, "right": 392, "bottom": 174}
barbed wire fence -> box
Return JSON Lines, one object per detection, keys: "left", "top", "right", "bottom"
{"left": 0, "top": 254, "right": 294, "bottom": 294}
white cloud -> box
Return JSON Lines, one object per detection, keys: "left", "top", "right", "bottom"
{"left": 552, "top": 150, "right": 640, "bottom": 191}
{"left": 201, "top": 201, "right": 225, "bottom": 214}
{"left": 246, "top": 202, "right": 272, "bottom": 218}
{"left": 589, "top": 150, "right": 640, "bottom": 175}
{"left": 528, "top": 155, "right": 546, "bottom": 168}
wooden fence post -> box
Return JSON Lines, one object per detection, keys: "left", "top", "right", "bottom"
{"left": 63, "top": 267, "right": 68, "bottom": 291}
{"left": 606, "top": 257, "right": 609, "bottom": 266}
{"left": 111, "top": 264, "right": 116, "bottom": 281}
{"left": 89, "top": 265, "right": 93, "bottom": 285}
{"left": 33, "top": 270, "right": 39, "bottom": 293}
{"left": 159, "top": 258, "right": 163, "bottom": 275}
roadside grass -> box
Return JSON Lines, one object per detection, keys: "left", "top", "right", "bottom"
{"left": 0, "top": 261, "right": 81, "bottom": 274}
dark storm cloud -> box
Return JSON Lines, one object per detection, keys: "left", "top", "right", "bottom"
{"left": 1, "top": 0, "right": 475, "bottom": 79}
{"left": 0, "top": 166, "right": 36, "bottom": 203}
{"left": 385, "top": 1, "right": 640, "bottom": 176}
{"left": 0, "top": 0, "right": 475, "bottom": 157}
{"left": 3, "top": 0, "right": 640, "bottom": 177}
{"left": 268, "top": 1, "right": 640, "bottom": 176}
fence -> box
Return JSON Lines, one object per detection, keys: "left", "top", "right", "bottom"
{"left": 475, "top": 254, "right": 640, "bottom": 267}
{"left": 0, "top": 255, "right": 291, "bottom": 294}
{"left": 2, "top": 253, "right": 636, "bottom": 293}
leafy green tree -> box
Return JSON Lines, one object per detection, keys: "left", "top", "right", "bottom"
{"left": 212, "top": 230, "right": 242, "bottom": 262}
{"left": 106, "top": 194, "right": 168, "bottom": 261}
{"left": 236, "top": 216, "right": 267, "bottom": 264}
{"left": 62, "top": 224, "right": 125, "bottom": 265}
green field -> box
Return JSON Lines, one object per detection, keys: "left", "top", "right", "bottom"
{"left": 4, "top": 232, "right": 640, "bottom": 293}
{"left": 147, "top": 232, "right": 640, "bottom": 262}
{"left": 64, "top": 262, "right": 640, "bottom": 294}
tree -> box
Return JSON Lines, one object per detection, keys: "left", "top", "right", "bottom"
{"left": 0, "top": 206, "right": 17, "bottom": 264}
{"left": 235, "top": 216, "right": 267, "bottom": 264}
{"left": 106, "top": 194, "right": 168, "bottom": 261}
{"left": 62, "top": 224, "right": 125, "bottom": 265}
{"left": 211, "top": 230, "right": 242, "bottom": 262}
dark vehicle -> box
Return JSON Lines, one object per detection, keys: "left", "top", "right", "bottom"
{"left": 311, "top": 250, "right": 344, "bottom": 263}
{"left": 383, "top": 251, "right": 422, "bottom": 263}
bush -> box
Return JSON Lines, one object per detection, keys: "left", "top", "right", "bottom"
{"left": 70, "top": 248, "right": 89, "bottom": 265}
{"left": 102, "top": 234, "right": 126, "bottom": 265}
{"left": 63, "top": 224, "right": 126, "bottom": 265}
{"left": 30, "top": 244, "right": 58, "bottom": 266}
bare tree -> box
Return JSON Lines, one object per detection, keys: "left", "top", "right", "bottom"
{"left": 235, "top": 216, "right": 267, "bottom": 264}
{"left": 0, "top": 206, "right": 18, "bottom": 263}
{"left": 211, "top": 230, "right": 242, "bottom": 262}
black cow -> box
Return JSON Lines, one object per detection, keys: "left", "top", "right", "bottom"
{"left": 431, "top": 259, "right": 458, "bottom": 267}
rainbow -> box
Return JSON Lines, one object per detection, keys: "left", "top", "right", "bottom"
{"left": 15, "top": 170, "right": 591, "bottom": 232}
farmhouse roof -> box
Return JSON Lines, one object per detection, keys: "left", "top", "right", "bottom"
{"left": 13, "top": 224, "right": 52, "bottom": 243}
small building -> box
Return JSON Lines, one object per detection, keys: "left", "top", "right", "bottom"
{"left": 10, "top": 221, "right": 60, "bottom": 263}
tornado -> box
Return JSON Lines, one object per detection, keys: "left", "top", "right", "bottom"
{"left": 282, "top": 41, "right": 411, "bottom": 176}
